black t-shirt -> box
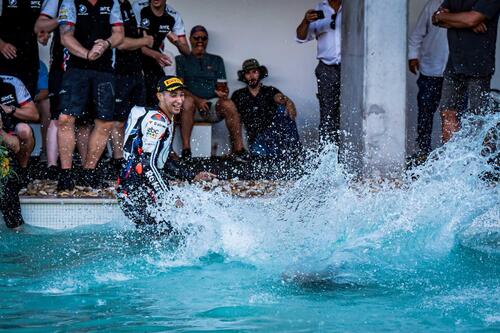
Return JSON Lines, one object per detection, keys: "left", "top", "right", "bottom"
{"left": 0, "top": 0, "right": 42, "bottom": 75}
{"left": 0, "top": 75, "right": 32, "bottom": 131}
{"left": 139, "top": 6, "right": 176, "bottom": 73}
{"left": 115, "top": 0, "right": 142, "bottom": 75}
{"left": 231, "top": 85, "right": 281, "bottom": 144}
{"left": 442, "top": 0, "right": 500, "bottom": 77}
{"left": 40, "top": 0, "right": 66, "bottom": 72}
{"left": 58, "top": 0, "right": 123, "bottom": 72}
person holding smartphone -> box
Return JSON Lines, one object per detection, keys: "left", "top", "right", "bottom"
{"left": 296, "top": 0, "right": 342, "bottom": 147}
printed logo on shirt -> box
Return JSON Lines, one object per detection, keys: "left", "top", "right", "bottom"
{"left": 0, "top": 94, "right": 15, "bottom": 106}
{"left": 100, "top": 6, "right": 111, "bottom": 15}
{"left": 59, "top": 7, "right": 69, "bottom": 20}
{"left": 78, "top": 4, "right": 88, "bottom": 15}
{"left": 7, "top": 0, "right": 17, "bottom": 8}
{"left": 141, "top": 18, "right": 150, "bottom": 29}
{"left": 30, "top": 0, "right": 41, "bottom": 8}
{"left": 159, "top": 25, "right": 171, "bottom": 33}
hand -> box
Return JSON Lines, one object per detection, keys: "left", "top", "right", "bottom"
{"left": 304, "top": 9, "right": 320, "bottom": 23}
{"left": 88, "top": 40, "right": 108, "bottom": 61}
{"left": 432, "top": 8, "right": 449, "bottom": 26}
{"left": 143, "top": 34, "right": 154, "bottom": 48}
{"left": 154, "top": 51, "right": 172, "bottom": 67}
{"left": 0, "top": 41, "right": 17, "bottom": 59}
{"left": 193, "top": 171, "right": 217, "bottom": 182}
{"left": 409, "top": 59, "right": 419, "bottom": 75}
{"left": 214, "top": 89, "right": 228, "bottom": 99}
{"left": 472, "top": 22, "right": 487, "bottom": 33}
{"left": 0, "top": 104, "right": 14, "bottom": 115}
{"left": 195, "top": 98, "right": 210, "bottom": 112}
{"left": 286, "top": 101, "right": 297, "bottom": 120}
{"left": 37, "top": 31, "right": 50, "bottom": 45}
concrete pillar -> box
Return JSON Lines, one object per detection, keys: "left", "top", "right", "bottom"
{"left": 340, "top": 0, "right": 407, "bottom": 178}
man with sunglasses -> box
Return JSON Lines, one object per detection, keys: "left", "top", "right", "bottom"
{"left": 296, "top": 0, "right": 342, "bottom": 147}
{"left": 175, "top": 25, "right": 249, "bottom": 161}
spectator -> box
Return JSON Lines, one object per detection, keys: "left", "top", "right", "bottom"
{"left": 232, "top": 59, "right": 302, "bottom": 158}
{"left": 433, "top": 1, "right": 500, "bottom": 143}
{"left": 0, "top": 0, "right": 44, "bottom": 96}
{"left": 109, "top": 0, "right": 154, "bottom": 177}
{"left": 0, "top": 116, "right": 23, "bottom": 229}
{"left": 176, "top": 25, "right": 248, "bottom": 161}
{"left": 35, "top": 0, "right": 65, "bottom": 180}
{"left": 296, "top": 0, "right": 342, "bottom": 146}
{"left": 56, "top": 0, "right": 124, "bottom": 191}
{"left": 139, "top": 0, "right": 190, "bottom": 105}
{"left": 0, "top": 75, "right": 40, "bottom": 186}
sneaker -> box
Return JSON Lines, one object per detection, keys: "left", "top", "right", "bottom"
{"left": 233, "top": 149, "right": 251, "bottom": 163}
{"left": 181, "top": 148, "right": 192, "bottom": 160}
{"left": 77, "top": 168, "right": 104, "bottom": 188}
{"left": 46, "top": 165, "right": 59, "bottom": 181}
{"left": 57, "top": 169, "right": 75, "bottom": 191}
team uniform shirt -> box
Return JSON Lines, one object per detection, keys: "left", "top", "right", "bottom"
{"left": 0, "top": 75, "right": 32, "bottom": 132}
{"left": 139, "top": 4, "right": 185, "bottom": 73}
{"left": 442, "top": 0, "right": 500, "bottom": 77}
{"left": 176, "top": 53, "right": 226, "bottom": 100}
{"left": 40, "top": 0, "right": 67, "bottom": 72}
{"left": 231, "top": 85, "right": 282, "bottom": 144}
{"left": 408, "top": 0, "right": 449, "bottom": 77}
{"left": 296, "top": 0, "right": 342, "bottom": 65}
{"left": 0, "top": 0, "right": 44, "bottom": 75}
{"left": 115, "top": 0, "right": 142, "bottom": 75}
{"left": 58, "top": 0, "right": 123, "bottom": 72}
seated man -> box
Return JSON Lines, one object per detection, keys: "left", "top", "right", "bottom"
{"left": 0, "top": 75, "right": 40, "bottom": 185}
{"left": 116, "top": 76, "right": 215, "bottom": 229}
{"left": 175, "top": 25, "right": 248, "bottom": 161}
{"left": 231, "top": 59, "right": 302, "bottom": 158}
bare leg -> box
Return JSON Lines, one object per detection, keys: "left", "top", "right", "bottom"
{"left": 46, "top": 119, "right": 59, "bottom": 167}
{"left": 110, "top": 121, "right": 125, "bottom": 160}
{"left": 441, "top": 109, "right": 460, "bottom": 143}
{"left": 14, "top": 123, "right": 35, "bottom": 168}
{"left": 217, "top": 99, "right": 244, "bottom": 152}
{"left": 76, "top": 123, "right": 92, "bottom": 166}
{"left": 83, "top": 119, "right": 114, "bottom": 169}
{"left": 37, "top": 98, "right": 51, "bottom": 159}
{"left": 58, "top": 114, "right": 76, "bottom": 169}
{"left": 180, "top": 95, "right": 195, "bottom": 150}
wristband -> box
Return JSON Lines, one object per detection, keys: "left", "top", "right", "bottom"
{"left": 105, "top": 40, "right": 112, "bottom": 49}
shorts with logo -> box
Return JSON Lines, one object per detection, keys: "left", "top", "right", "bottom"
{"left": 114, "top": 73, "right": 146, "bottom": 121}
{"left": 439, "top": 68, "right": 492, "bottom": 116}
{"left": 194, "top": 97, "right": 222, "bottom": 123}
{"left": 59, "top": 68, "right": 116, "bottom": 121}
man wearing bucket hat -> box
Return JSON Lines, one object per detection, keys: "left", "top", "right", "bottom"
{"left": 116, "top": 76, "right": 215, "bottom": 228}
{"left": 176, "top": 25, "right": 248, "bottom": 161}
{"left": 232, "top": 59, "right": 302, "bottom": 158}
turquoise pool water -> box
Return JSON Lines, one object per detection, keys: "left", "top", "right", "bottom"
{"left": 1, "top": 115, "right": 499, "bottom": 332}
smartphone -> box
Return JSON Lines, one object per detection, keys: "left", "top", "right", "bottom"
{"left": 314, "top": 10, "right": 325, "bottom": 19}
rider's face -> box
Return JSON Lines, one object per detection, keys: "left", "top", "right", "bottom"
{"left": 157, "top": 89, "right": 185, "bottom": 116}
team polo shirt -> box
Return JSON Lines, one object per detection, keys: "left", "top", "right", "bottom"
{"left": 40, "top": 0, "right": 67, "bottom": 71}
{"left": 175, "top": 53, "right": 226, "bottom": 100}
{"left": 442, "top": 0, "right": 500, "bottom": 77}
{"left": 0, "top": 75, "right": 32, "bottom": 131}
{"left": 231, "top": 85, "right": 281, "bottom": 144}
{"left": 139, "top": 5, "right": 185, "bottom": 73}
{"left": 115, "top": 0, "right": 142, "bottom": 75}
{"left": 58, "top": 0, "right": 123, "bottom": 72}
{"left": 0, "top": 0, "right": 44, "bottom": 75}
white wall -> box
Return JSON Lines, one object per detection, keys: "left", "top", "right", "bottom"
{"left": 164, "top": 0, "right": 320, "bottom": 146}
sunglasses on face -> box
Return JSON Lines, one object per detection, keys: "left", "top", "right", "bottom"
{"left": 330, "top": 13, "right": 337, "bottom": 30}
{"left": 192, "top": 36, "right": 208, "bottom": 41}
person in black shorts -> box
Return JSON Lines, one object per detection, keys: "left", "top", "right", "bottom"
{"left": 0, "top": 0, "right": 45, "bottom": 97}
{"left": 138, "top": 0, "right": 190, "bottom": 105}
{"left": 109, "top": 0, "right": 154, "bottom": 176}
{"left": 117, "top": 76, "right": 214, "bottom": 229}
{"left": 56, "top": 0, "right": 124, "bottom": 191}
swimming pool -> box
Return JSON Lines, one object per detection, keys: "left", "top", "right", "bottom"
{"left": 1, "top": 115, "right": 499, "bottom": 332}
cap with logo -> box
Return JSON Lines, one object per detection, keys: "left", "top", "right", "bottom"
{"left": 157, "top": 76, "right": 185, "bottom": 93}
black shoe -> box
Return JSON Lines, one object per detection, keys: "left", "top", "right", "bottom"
{"left": 107, "top": 158, "right": 124, "bottom": 180}
{"left": 77, "top": 168, "right": 104, "bottom": 188}
{"left": 181, "top": 148, "right": 192, "bottom": 160}
{"left": 46, "top": 165, "right": 59, "bottom": 181}
{"left": 16, "top": 167, "right": 29, "bottom": 188}
{"left": 57, "top": 169, "right": 75, "bottom": 191}
{"left": 233, "top": 149, "right": 251, "bottom": 163}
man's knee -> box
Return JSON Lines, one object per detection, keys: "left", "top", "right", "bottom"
{"left": 14, "top": 123, "right": 33, "bottom": 141}
{"left": 217, "top": 99, "right": 237, "bottom": 117}
{"left": 94, "top": 120, "right": 114, "bottom": 135}
{"left": 58, "top": 114, "right": 76, "bottom": 128}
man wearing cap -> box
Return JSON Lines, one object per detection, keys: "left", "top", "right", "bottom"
{"left": 117, "top": 76, "right": 215, "bottom": 228}
{"left": 176, "top": 25, "right": 248, "bottom": 161}
{"left": 296, "top": 0, "right": 342, "bottom": 146}
{"left": 232, "top": 59, "right": 302, "bottom": 158}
